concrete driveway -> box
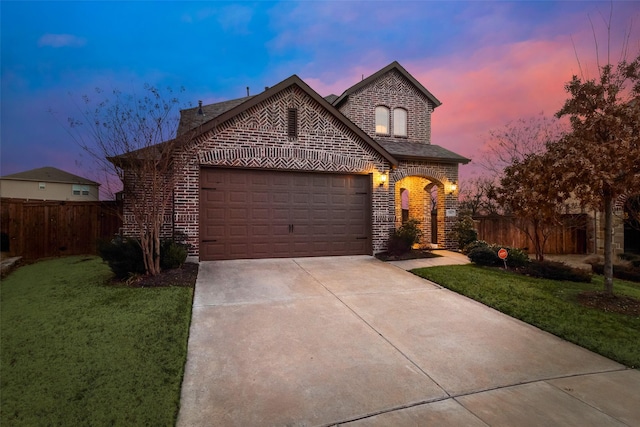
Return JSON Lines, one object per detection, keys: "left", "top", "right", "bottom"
{"left": 177, "top": 256, "right": 640, "bottom": 426}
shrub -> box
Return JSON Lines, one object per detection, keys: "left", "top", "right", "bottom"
{"left": 160, "top": 239, "right": 188, "bottom": 270}
{"left": 468, "top": 246, "right": 501, "bottom": 266}
{"left": 499, "top": 247, "right": 530, "bottom": 268}
{"left": 388, "top": 219, "right": 423, "bottom": 256}
{"left": 99, "top": 236, "right": 189, "bottom": 279}
{"left": 448, "top": 212, "right": 478, "bottom": 252}
{"left": 619, "top": 253, "right": 640, "bottom": 268}
{"left": 463, "top": 240, "right": 490, "bottom": 253}
{"left": 523, "top": 260, "right": 592, "bottom": 283}
{"left": 591, "top": 263, "right": 640, "bottom": 283}
{"left": 465, "top": 240, "right": 530, "bottom": 268}
{"left": 98, "top": 236, "right": 145, "bottom": 280}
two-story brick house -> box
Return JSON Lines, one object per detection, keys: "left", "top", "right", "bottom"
{"left": 121, "top": 61, "right": 469, "bottom": 261}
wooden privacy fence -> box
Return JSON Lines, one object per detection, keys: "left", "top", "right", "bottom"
{"left": 1, "top": 198, "right": 122, "bottom": 260}
{"left": 473, "top": 214, "right": 588, "bottom": 254}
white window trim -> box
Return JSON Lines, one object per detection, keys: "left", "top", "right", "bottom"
{"left": 375, "top": 106, "right": 390, "bottom": 135}
{"left": 393, "top": 108, "right": 407, "bottom": 137}
{"left": 72, "top": 184, "right": 90, "bottom": 196}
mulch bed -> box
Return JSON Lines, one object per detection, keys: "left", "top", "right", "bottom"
{"left": 375, "top": 249, "right": 441, "bottom": 262}
{"left": 122, "top": 263, "right": 199, "bottom": 288}
{"left": 577, "top": 291, "right": 640, "bottom": 317}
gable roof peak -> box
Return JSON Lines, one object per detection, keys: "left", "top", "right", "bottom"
{"left": 333, "top": 61, "right": 442, "bottom": 109}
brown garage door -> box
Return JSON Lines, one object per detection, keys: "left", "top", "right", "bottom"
{"left": 200, "top": 168, "right": 371, "bottom": 260}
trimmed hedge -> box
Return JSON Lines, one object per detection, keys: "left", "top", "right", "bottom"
{"left": 98, "top": 236, "right": 188, "bottom": 279}
{"left": 468, "top": 246, "right": 500, "bottom": 266}
{"left": 618, "top": 253, "right": 640, "bottom": 268}
{"left": 466, "top": 240, "right": 529, "bottom": 268}
{"left": 591, "top": 263, "right": 640, "bottom": 283}
{"left": 98, "top": 237, "right": 145, "bottom": 279}
{"left": 522, "top": 260, "right": 592, "bottom": 283}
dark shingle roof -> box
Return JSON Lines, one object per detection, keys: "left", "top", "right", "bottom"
{"left": 333, "top": 61, "right": 442, "bottom": 109}
{"left": 177, "top": 96, "right": 255, "bottom": 136}
{"left": 113, "top": 75, "right": 399, "bottom": 168}
{"left": 378, "top": 141, "right": 470, "bottom": 164}
{"left": 324, "top": 94, "right": 339, "bottom": 104}
{"left": 1, "top": 166, "right": 99, "bottom": 185}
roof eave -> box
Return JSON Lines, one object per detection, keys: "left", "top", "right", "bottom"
{"left": 333, "top": 61, "right": 442, "bottom": 109}
{"left": 193, "top": 75, "right": 399, "bottom": 167}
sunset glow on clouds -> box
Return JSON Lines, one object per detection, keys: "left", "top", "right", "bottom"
{"left": 2, "top": 1, "right": 639, "bottom": 188}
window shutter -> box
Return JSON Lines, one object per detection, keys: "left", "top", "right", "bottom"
{"left": 288, "top": 108, "right": 298, "bottom": 138}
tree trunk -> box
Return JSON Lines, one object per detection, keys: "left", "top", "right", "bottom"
{"left": 533, "top": 221, "right": 544, "bottom": 262}
{"left": 603, "top": 184, "right": 614, "bottom": 294}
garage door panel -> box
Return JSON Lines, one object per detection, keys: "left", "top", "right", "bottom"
{"left": 200, "top": 168, "right": 371, "bottom": 260}
{"left": 251, "top": 208, "right": 269, "bottom": 221}
{"left": 272, "top": 208, "right": 289, "bottom": 221}
{"left": 251, "top": 192, "right": 269, "bottom": 203}
{"left": 270, "top": 192, "right": 290, "bottom": 204}
{"left": 250, "top": 225, "right": 270, "bottom": 236}
{"left": 291, "top": 209, "right": 310, "bottom": 221}
{"left": 229, "top": 225, "right": 248, "bottom": 237}
{"left": 229, "top": 192, "right": 248, "bottom": 203}
{"left": 229, "top": 208, "right": 249, "bottom": 220}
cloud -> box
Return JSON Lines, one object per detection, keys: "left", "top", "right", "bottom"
{"left": 181, "top": 4, "right": 253, "bottom": 34}
{"left": 37, "top": 33, "right": 86, "bottom": 48}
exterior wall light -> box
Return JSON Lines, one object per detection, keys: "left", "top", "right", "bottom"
{"left": 379, "top": 173, "right": 387, "bottom": 187}
{"left": 449, "top": 181, "right": 457, "bottom": 195}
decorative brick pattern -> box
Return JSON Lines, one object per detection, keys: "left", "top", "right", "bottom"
{"left": 122, "top": 68, "right": 464, "bottom": 257}
{"left": 199, "top": 147, "right": 377, "bottom": 173}
{"left": 337, "top": 69, "right": 436, "bottom": 144}
{"left": 171, "top": 85, "right": 393, "bottom": 257}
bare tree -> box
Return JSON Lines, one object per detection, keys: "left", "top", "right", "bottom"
{"left": 459, "top": 176, "right": 502, "bottom": 216}
{"left": 478, "top": 113, "right": 567, "bottom": 178}
{"left": 67, "top": 85, "right": 191, "bottom": 276}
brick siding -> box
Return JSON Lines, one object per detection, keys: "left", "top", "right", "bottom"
{"left": 171, "top": 85, "right": 393, "bottom": 257}
{"left": 123, "top": 69, "right": 463, "bottom": 257}
{"left": 337, "top": 69, "right": 436, "bottom": 144}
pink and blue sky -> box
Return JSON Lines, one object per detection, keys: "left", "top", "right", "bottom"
{"left": 2, "top": 1, "right": 639, "bottom": 191}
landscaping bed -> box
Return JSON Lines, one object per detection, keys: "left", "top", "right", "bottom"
{"left": 375, "top": 249, "right": 440, "bottom": 261}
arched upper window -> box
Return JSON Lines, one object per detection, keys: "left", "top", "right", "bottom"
{"left": 393, "top": 108, "right": 407, "bottom": 137}
{"left": 375, "top": 106, "right": 389, "bottom": 134}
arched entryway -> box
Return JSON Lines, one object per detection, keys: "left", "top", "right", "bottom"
{"left": 394, "top": 175, "right": 445, "bottom": 248}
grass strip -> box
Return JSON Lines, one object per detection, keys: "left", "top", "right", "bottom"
{"left": 1, "top": 256, "right": 194, "bottom": 426}
{"left": 412, "top": 264, "right": 640, "bottom": 368}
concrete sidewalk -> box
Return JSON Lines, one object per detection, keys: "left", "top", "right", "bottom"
{"left": 178, "top": 256, "right": 639, "bottom": 426}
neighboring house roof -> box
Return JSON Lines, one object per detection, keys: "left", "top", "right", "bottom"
{"left": 1, "top": 166, "right": 99, "bottom": 185}
{"left": 177, "top": 96, "right": 255, "bottom": 136}
{"left": 176, "top": 75, "right": 399, "bottom": 167}
{"left": 378, "top": 140, "right": 470, "bottom": 164}
{"left": 332, "top": 61, "right": 443, "bottom": 109}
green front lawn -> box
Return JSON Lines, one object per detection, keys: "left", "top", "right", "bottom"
{"left": 1, "top": 256, "right": 194, "bottom": 426}
{"left": 412, "top": 265, "right": 640, "bottom": 368}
